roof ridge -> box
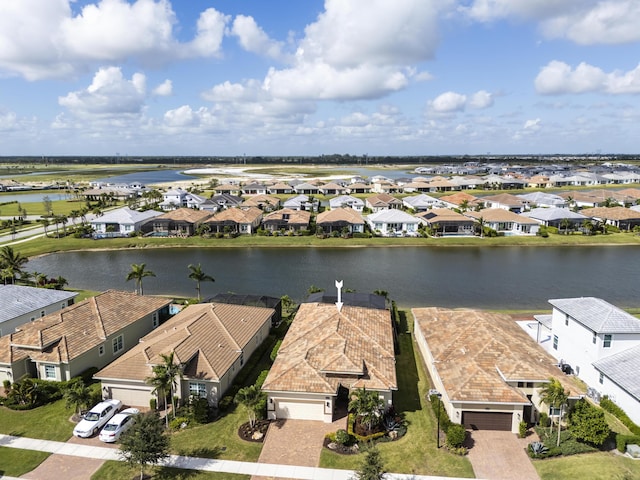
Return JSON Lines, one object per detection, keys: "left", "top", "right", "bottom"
{"left": 90, "top": 296, "right": 108, "bottom": 340}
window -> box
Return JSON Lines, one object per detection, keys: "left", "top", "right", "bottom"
{"left": 592, "top": 333, "right": 596, "bottom": 344}
{"left": 41, "top": 310, "right": 46, "bottom": 317}
{"left": 112, "top": 335, "right": 124, "bottom": 354}
{"left": 240, "top": 353, "right": 244, "bottom": 366}
{"left": 189, "top": 382, "right": 206, "bottom": 398}
{"left": 44, "top": 365, "right": 56, "bottom": 379}
{"left": 565, "top": 315, "right": 569, "bottom": 326}
{"left": 603, "top": 334, "right": 612, "bottom": 348}
{"left": 152, "top": 313, "right": 159, "bottom": 328}
{"left": 553, "top": 335, "right": 558, "bottom": 350}
{"left": 61, "top": 302, "right": 67, "bottom": 309}
{"left": 99, "top": 345, "right": 105, "bottom": 356}
{"left": 599, "top": 372, "right": 604, "bottom": 384}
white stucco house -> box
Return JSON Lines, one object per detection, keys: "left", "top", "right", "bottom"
{"left": 0, "top": 285, "right": 78, "bottom": 338}
{"left": 366, "top": 209, "right": 423, "bottom": 236}
{"left": 541, "top": 297, "right": 640, "bottom": 425}
{"left": 328, "top": 195, "right": 365, "bottom": 212}
{"left": 91, "top": 207, "right": 162, "bottom": 238}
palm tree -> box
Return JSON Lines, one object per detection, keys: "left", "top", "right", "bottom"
{"left": 64, "top": 380, "right": 92, "bottom": 415}
{"left": 348, "top": 387, "right": 383, "bottom": 434}
{"left": 187, "top": 263, "right": 215, "bottom": 301}
{"left": 559, "top": 218, "right": 571, "bottom": 235}
{"left": 540, "top": 377, "right": 569, "bottom": 446}
{"left": 234, "top": 385, "right": 265, "bottom": 429}
{"left": 0, "top": 246, "right": 29, "bottom": 285}
{"left": 146, "top": 363, "right": 172, "bottom": 427}
{"left": 160, "top": 352, "right": 183, "bottom": 420}
{"left": 38, "top": 217, "right": 50, "bottom": 236}
{"left": 126, "top": 263, "right": 156, "bottom": 295}
{"left": 477, "top": 216, "right": 486, "bottom": 238}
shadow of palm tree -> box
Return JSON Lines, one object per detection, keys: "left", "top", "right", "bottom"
{"left": 175, "top": 446, "right": 225, "bottom": 459}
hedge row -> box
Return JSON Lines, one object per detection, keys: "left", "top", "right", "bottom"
{"left": 600, "top": 396, "right": 640, "bottom": 435}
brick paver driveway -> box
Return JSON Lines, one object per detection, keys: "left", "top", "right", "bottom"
{"left": 465, "top": 430, "right": 539, "bottom": 480}
{"left": 252, "top": 415, "right": 348, "bottom": 480}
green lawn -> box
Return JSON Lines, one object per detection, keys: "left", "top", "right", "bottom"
{"left": 533, "top": 452, "right": 640, "bottom": 480}
{"left": 92, "top": 462, "right": 250, "bottom": 480}
{"left": 0, "top": 447, "right": 50, "bottom": 477}
{"left": 319, "top": 311, "right": 475, "bottom": 477}
{"left": 0, "top": 197, "right": 93, "bottom": 217}
{"left": 0, "top": 400, "right": 73, "bottom": 441}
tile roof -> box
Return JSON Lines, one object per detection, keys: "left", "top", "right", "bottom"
{"left": 438, "top": 192, "right": 480, "bottom": 206}
{"left": 580, "top": 206, "right": 640, "bottom": 221}
{"left": 6, "top": 291, "right": 171, "bottom": 364}
{"left": 208, "top": 206, "right": 263, "bottom": 223}
{"left": 592, "top": 345, "right": 640, "bottom": 401}
{"left": 548, "top": 297, "right": 640, "bottom": 334}
{"left": 0, "top": 285, "right": 78, "bottom": 325}
{"left": 316, "top": 208, "right": 364, "bottom": 224}
{"left": 465, "top": 208, "right": 538, "bottom": 224}
{"left": 483, "top": 193, "right": 526, "bottom": 206}
{"left": 366, "top": 193, "right": 402, "bottom": 207}
{"left": 417, "top": 208, "right": 473, "bottom": 223}
{"left": 154, "top": 208, "right": 212, "bottom": 223}
{"left": 263, "top": 208, "right": 311, "bottom": 225}
{"left": 367, "top": 209, "right": 421, "bottom": 224}
{"left": 521, "top": 207, "right": 588, "bottom": 222}
{"left": 262, "top": 303, "right": 397, "bottom": 395}
{"left": 89, "top": 207, "right": 161, "bottom": 225}
{"left": 95, "top": 303, "right": 274, "bottom": 382}
{"left": 413, "top": 307, "right": 584, "bottom": 404}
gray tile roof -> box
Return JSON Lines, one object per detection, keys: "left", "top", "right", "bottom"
{"left": 0, "top": 285, "right": 78, "bottom": 325}
{"left": 593, "top": 345, "right": 640, "bottom": 401}
{"left": 548, "top": 297, "right": 640, "bottom": 334}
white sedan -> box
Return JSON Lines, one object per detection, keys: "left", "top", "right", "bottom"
{"left": 73, "top": 399, "right": 122, "bottom": 438}
{"left": 98, "top": 408, "right": 140, "bottom": 443}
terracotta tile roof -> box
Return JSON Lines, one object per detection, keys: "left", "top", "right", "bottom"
{"left": 413, "top": 307, "right": 584, "bottom": 404}
{"left": 241, "top": 194, "right": 280, "bottom": 207}
{"left": 465, "top": 208, "right": 538, "bottom": 224}
{"left": 155, "top": 208, "right": 212, "bottom": 223}
{"left": 208, "top": 206, "right": 263, "bottom": 223}
{"left": 438, "top": 192, "right": 480, "bottom": 206}
{"left": 482, "top": 193, "right": 526, "bottom": 206}
{"left": 366, "top": 193, "right": 402, "bottom": 207}
{"left": 417, "top": 208, "right": 473, "bottom": 223}
{"left": 263, "top": 208, "right": 311, "bottom": 224}
{"left": 316, "top": 208, "right": 364, "bottom": 225}
{"left": 7, "top": 291, "right": 171, "bottom": 364}
{"left": 581, "top": 206, "right": 640, "bottom": 221}
{"left": 95, "top": 303, "right": 274, "bottom": 382}
{"left": 262, "top": 303, "right": 397, "bottom": 395}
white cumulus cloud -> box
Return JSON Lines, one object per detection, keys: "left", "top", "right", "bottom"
{"left": 230, "top": 15, "right": 287, "bottom": 61}
{"left": 59, "top": 66, "right": 147, "bottom": 117}
{"left": 152, "top": 79, "right": 173, "bottom": 96}
{"left": 535, "top": 61, "right": 640, "bottom": 95}
{"left": 429, "top": 90, "right": 495, "bottom": 113}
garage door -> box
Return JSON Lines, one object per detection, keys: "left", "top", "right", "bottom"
{"left": 109, "top": 387, "right": 151, "bottom": 408}
{"left": 462, "top": 412, "right": 512, "bottom": 431}
{"left": 275, "top": 400, "right": 324, "bottom": 421}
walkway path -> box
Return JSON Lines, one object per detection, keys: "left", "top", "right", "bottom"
{"left": 0, "top": 433, "right": 467, "bottom": 480}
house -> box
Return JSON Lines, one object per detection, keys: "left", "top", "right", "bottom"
{"left": 267, "top": 182, "right": 294, "bottom": 195}
{"left": 580, "top": 207, "right": 640, "bottom": 231}
{"left": 465, "top": 209, "right": 540, "bottom": 235}
{"left": 293, "top": 182, "right": 319, "bottom": 195}
{"left": 413, "top": 307, "right": 584, "bottom": 432}
{"left": 208, "top": 193, "right": 244, "bottom": 211}
{"left": 283, "top": 194, "right": 318, "bottom": 212}
{"left": 91, "top": 207, "right": 161, "bottom": 238}
{"left": 482, "top": 193, "right": 526, "bottom": 213}
{"left": 346, "top": 182, "right": 371, "bottom": 194}
{"left": 0, "top": 285, "right": 77, "bottom": 338}
{"left": 95, "top": 302, "right": 275, "bottom": 408}
{"left": 400, "top": 181, "right": 432, "bottom": 193}
{"left": 159, "top": 188, "right": 207, "bottom": 210}
{"left": 316, "top": 208, "right": 365, "bottom": 234}
{"left": 213, "top": 183, "right": 242, "bottom": 196}
{"left": 416, "top": 208, "right": 475, "bottom": 236}
{"left": 402, "top": 194, "right": 443, "bottom": 212}
{"left": 365, "top": 193, "right": 403, "bottom": 212}
{"left": 262, "top": 208, "right": 311, "bottom": 233}
{"left": 520, "top": 207, "right": 589, "bottom": 229}
{"left": 206, "top": 206, "right": 263, "bottom": 234}
{"left": 152, "top": 208, "right": 213, "bottom": 236}
{"left": 366, "top": 209, "right": 423, "bottom": 236}
{"left": 0, "top": 291, "right": 171, "bottom": 384}
{"left": 517, "top": 192, "right": 568, "bottom": 210}
{"left": 262, "top": 296, "right": 397, "bottom": 422}
{"left": 438, "top": 192, "right": 482, "bottom": 210}
{"left": 241, "top": 194, "right": 280, "bottom": 212}
{"left": 241, "top": 183, "right": 268, "bottom": 196}
{"left": 319, "top": 182, "right": 348, "bottom": 196}
{"left": 208, "top": 293, "right": 283, "bottom": 327}
{"left": 541, "top": 297, "right": 640, "bottom": 424}
{"left": 328, "top": 195, "right": 365, "bottom": 212}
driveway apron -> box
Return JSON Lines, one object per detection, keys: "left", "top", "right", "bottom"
{"left": 465, "top": 430, "right": 540, "bottom": 480}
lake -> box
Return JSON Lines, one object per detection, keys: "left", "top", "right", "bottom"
{"left": 27, "top": 246, "right": 640, "bottom": 310}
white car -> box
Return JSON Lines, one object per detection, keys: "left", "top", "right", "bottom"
{"left": 73, "top": 399, "right": 122, "bottom": 438}
{"left": 98, "top": 407, "right": 140, "bottom": 443}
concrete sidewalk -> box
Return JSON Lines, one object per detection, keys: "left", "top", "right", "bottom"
{"left": 0, "top": 433, "right": 467, "bottom": 480}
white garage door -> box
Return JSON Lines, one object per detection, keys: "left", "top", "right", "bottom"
{"left": 109, "top": 387, "right": 151, "bottom": 408}
{"left": 275, "top": 400, "right": 325, "bottom": 421}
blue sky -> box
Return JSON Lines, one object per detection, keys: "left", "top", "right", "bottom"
{"left": 0, "top": 0, "right": 639, "bottom": 157}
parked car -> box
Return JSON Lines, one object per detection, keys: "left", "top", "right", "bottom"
{"left": 73, "top": 399, "right": 122, "bottom": 438}
{"left": 98, "top": 407, "right": 140, "bottom": 443}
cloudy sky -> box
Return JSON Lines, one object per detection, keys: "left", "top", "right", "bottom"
{"left": 0, "top": 0, "right": 639, "bottom": 157}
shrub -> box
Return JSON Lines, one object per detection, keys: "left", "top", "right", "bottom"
{"left": 150, "top": 397, "right": 157, "bottom": 411}
{"left": 529, "top": 441, "right": 548, "bottom": 457}
{"left": 518, "top": 420, "right": 528, "bottom": 439}
{"left": 169, "top": 416, "right": 190, "bottom": 430}
{"left": 446, "top": 424, "right": 467, "bottom": 448}
{"left": 539, "top": 412, "right": 550, "bottom": 428}
{"left": 255, "top": 370, "right": 269, "bottom": 389}
{"left": 218, "top": 395, "right": 234, "bottom": 413}
{"left": 270, "top": 340, "right": 282, "bottom": 362}
{"left": 190, "top": 396, "right": 212, "bottom": 424}
{"left": 568, "top": 398, "right": 610, "bottom": 446}
{"left": 335, "top": 429, "right": 352, "bottom": 446}
{"left": 616, "top": 434, "right": 640, "bottom": 453}
{"left": 429, "top": 394, "right": 452, "bottom": 433}
{"left": 537, "top": 226, "right": 549, "bottom": 238}
{"left": 600, "top": 397, "right": 640, "bottom": 435}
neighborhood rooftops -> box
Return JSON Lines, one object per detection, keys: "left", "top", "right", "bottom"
{"left": 548, "top": 297, "right": 640, "bottom": 334}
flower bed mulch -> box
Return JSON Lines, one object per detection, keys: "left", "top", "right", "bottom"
{"left": 238, "top": 419, "right": 270, "bottom": 442}
{"left": 323, "top": 436, "right": 361, "bottom": 455}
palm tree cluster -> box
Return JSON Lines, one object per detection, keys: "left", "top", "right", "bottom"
{"left": 125, "top": 262, "right": 216, "bottom": 300}
{"left": 145, "top": 352, "right": 183, "bottom": 427}
{"left": 540, "top": 377, "right": 569, "bottom": 447}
